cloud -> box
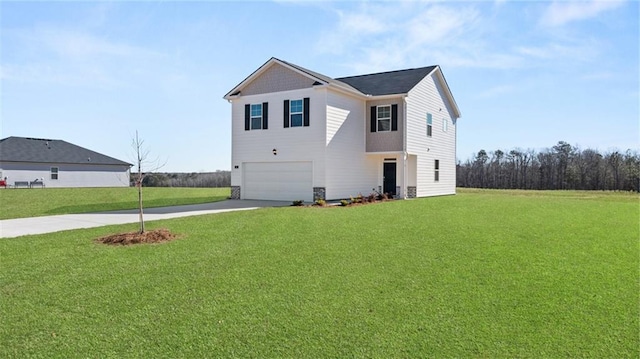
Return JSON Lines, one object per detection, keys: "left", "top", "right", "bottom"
{"left": 3, "top": 25, "right": 164, "bottom": 88}
{"left": 540, "top": 0, "right": 626, "bottom": 27}
{"left": 315, "top": 2, "right": 486, "bottom": 73}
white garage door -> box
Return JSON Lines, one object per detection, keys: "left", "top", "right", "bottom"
{"left": 243, "top": 161, "right": 313, "bottom": 201}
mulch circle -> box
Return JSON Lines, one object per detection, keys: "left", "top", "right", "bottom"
{"left": 95, "top": 228, "right": 178, "bottom": 246}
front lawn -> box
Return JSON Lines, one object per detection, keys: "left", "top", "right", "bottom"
{"left": 0, "top": 187, "right": 230, "bottom": 219}
{"left": 1, "top": 190, "right": 637, "bottom": 357}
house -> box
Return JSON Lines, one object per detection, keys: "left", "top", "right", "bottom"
{"left": 0, "top": 137, "right": 131, "bottom": 188}
{"left": 223, "top": 57, "right": 461, "bottom": 202}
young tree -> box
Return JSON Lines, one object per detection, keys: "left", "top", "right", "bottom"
{"left": 131, "top": 131, "right": 166, "bottom": 234}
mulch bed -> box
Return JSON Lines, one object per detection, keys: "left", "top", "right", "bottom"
{"left": 96, "top": 228, "right": 178, "bottom": 246}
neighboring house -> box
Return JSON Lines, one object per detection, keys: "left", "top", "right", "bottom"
{"left": 0, "top": 137, "right": 131, "bottom": 188}
{"left": 223, "top": 57, "right": 461, "bottom": 202}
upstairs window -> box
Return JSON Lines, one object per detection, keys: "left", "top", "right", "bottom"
{"left": 370, "top": 104, "right": 398, "bottom": 132}
{"left": 426, "top": 113, "right": 433, "bottom": 137}
{"left": 244, "top": 102, "right": 269, "bottom": 130}
{"left": 284, "top": 98, "right": 310, "bottom": 128}
{"left": 377, "top": 105, "right": 391, "bottom": 131}
{"left": 250, "top": 104, "right": 262, "bottom": 129}
{"left": 51, "top": 167, "right": 59, "bottom": 180}
{"left": 443, "top": 117, "right": 448, "bottom": 132}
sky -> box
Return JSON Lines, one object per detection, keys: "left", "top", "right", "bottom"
{"left": 1, "top": 0, "right": 638, "bottom": 172}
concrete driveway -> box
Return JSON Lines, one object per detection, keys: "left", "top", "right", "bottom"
{"left": 0, "top": 200, "right": 291, "bottom": 239}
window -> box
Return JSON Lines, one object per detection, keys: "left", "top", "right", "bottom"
{"left": 426, "top": 113, "right": 433, "bottom": 137}
{"left": 290, "top": 99, "right": 303, "bottom": 127}
{"left": 250, "top": 104, "right": 263, "bottom": 130}
{"left": 284, "top": 98, "right": 310, "bottom": 128}
{"left": 443, "top": 118, "right": 448, "bottom": 132}
{"left": 377, "top": 105, "right": 391, "bottom": 131}
{"left": 370, "top": 104, "right": 397, "bottom": 132}
{"left": 434, "top": 160, "right": 439, "bottom": 182}
{"left": 51, "top": 167, "right": 59, "bottom": 180}
{"left": 244, "top": 102, "right": 268, "bottom": 130}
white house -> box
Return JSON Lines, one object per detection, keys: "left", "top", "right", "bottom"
{"left": 0, "top": 137, "right": 131, "bottom": 188}
{"left": 223, "top": 57, "right": 461, "bottom": 202}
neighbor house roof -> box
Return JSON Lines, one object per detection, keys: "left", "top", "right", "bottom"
{"left": 0, "top": 137, "right": 132, "bottom": 166}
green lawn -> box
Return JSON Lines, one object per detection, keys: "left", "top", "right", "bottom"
{"left": 1, "top": 190, "right": 638, "bottom": 357}
{"left": 0, "top": 187, "right": 230, "bottom": 219}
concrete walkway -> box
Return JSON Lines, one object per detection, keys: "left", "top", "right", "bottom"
{"left": 0, "top": 200, "right": 291, "bottom": 239}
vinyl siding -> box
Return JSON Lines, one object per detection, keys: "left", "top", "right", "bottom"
{"left": 230, "top": 87, "right": 327, "bottom": 196}
{"left": 325, "top": 90, "right": 378, "bottom": 199}
{"left": 242, "top": 63, "right": 316, "bottom": 96}
{"left": 0, "top": 162, "right": 130, "bottom": 187}
{"left": 406, "top": 70, "right": 457, "bottom": 197}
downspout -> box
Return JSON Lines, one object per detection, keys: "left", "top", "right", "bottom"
{"left": 402, "top": 96, "right": 408, "bottom": 200}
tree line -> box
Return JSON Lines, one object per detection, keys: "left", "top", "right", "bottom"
{"left": 133, "top": 171, "right": 231, "bottom": 188}
{"left": 457, "top": 141, "right": 640, "bottom": 191}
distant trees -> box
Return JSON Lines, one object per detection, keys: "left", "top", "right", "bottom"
{"left": 136, "top": 171, "right": 231, "bottom": 188}
{"left": 457, "top": 141, "right": 640, "bottom": 192}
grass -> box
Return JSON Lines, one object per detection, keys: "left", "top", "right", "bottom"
{"left": 0, "top": 187, "right": 230, "bottom": 219}
{"left": 1, "top": 190, "right": 638, "bottom": 357}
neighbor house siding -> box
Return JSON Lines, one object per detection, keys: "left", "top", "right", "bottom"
{"left": 406, "top": 70, "right": 457, "bottom": 197}
{"left": 230, "top": 87, "right": 327, "bottom": 198}
{"left": 324, "top": 89, "right": 378, "bottom": 199}
{"left": 242, "top": 63, "right": 317, "bottom": 96}
{"left": 0, "top": 162, "right": 130, "bottom": 187}
{"left": 365, "top": 98, "right": 404, "bottom": 153}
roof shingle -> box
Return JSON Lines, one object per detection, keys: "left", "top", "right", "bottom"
{"left": 0, "top": 137, "right": 131, "bottom": 166}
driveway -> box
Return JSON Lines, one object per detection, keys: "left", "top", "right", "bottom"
{"left": 0, "top": 200, "right": 291, "bottom": 239}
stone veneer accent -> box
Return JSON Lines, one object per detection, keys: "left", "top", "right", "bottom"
{"left": 230, "top": 186, "right": 241, "bottom": 199}
{"left": 313, "top": 187, "right": 326, "bottom": 201}
{"left": 407, "top": 186, "right": 417, "bottom": 198}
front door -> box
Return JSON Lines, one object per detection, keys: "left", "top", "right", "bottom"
{"left": 383, "top": 162, "right": 396, "bottom": 195}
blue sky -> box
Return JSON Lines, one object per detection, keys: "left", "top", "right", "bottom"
{"left": 2, "top": 0, "right": 638, "bottom": 172}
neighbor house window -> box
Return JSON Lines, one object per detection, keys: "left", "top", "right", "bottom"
{"left": 443, "top": 118, "right": 448, "bottom": 132}
{"left": 51, "top": 167, "right": 59, "bottom": 180}
{"left": 244, "top": 102, "right": 269, "bottom": 130}
{"left": 377, "top": 105, "right": 391, "bottom": 131}
{"left": 434, "top": 160, "right": 439, "bottom": 182}
{"left": 426, "top": 113, "right": 433, "bottom": 137}
{"left": 284, "top": 98, "right": 310, "bottom": 128}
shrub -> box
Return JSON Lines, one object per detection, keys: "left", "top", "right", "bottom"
{"left": 315, "top": 199, "right": 326, "bottom": 206}
{"left": 340, "top": 199, "right": 350, "bottom": 207}
{"left": 291, "top": 200, "right": 304, "bottom": 206}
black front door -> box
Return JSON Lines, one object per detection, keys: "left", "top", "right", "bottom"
{"left": 383, "top": 162, "right": 396, "bottom": 195}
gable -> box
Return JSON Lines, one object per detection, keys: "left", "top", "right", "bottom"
{"left": 241, "top": 63, "right": 318, "bottom": 96}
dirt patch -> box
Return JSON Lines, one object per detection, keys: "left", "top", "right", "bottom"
{"left": 96, "top": 228, "right": 178, "bottom": 246}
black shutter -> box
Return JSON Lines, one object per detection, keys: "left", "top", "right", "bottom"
{"left": 244, "top": 104, "right": 250, "bottom": 131}
{"left": 262, "top": 102, "right": 268, "bottom": 129}
{"left": 370, "top": 106, "right": 377, "bottom": 132}
{"left": 391, "top": 104, "right": 398, "bottom": 131}
{"left": 283, "top": 100, "right": 290, "bottom": 128}
{"left": 303, "top": 98, "right": 310, "bottom": 127}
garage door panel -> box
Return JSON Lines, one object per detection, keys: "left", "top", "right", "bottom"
{"left": 243, "top": 162, "right": 313, "bottom": 201}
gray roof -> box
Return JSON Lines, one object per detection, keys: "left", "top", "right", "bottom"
{"left": 0, "top": 137, "right": 131, "bottom": 166}
{"left": 336, "top": 66, "right": 438, "bottom": 96}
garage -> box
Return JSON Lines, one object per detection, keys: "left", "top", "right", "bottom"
{"left": 243, "top": 161, "right": 313, "bottom": 201}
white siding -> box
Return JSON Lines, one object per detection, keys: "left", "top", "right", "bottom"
{"left": 406, "top": 70, "right": 458, "bottom": 197}
{"left": 0, "top": 162, "right": 130, "bottom": 187}
{"left": 230, "top": 87, "right": 327, "bottom": 199}
{"left": 325, "top": 90, "right": 378, "bottom": 199}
